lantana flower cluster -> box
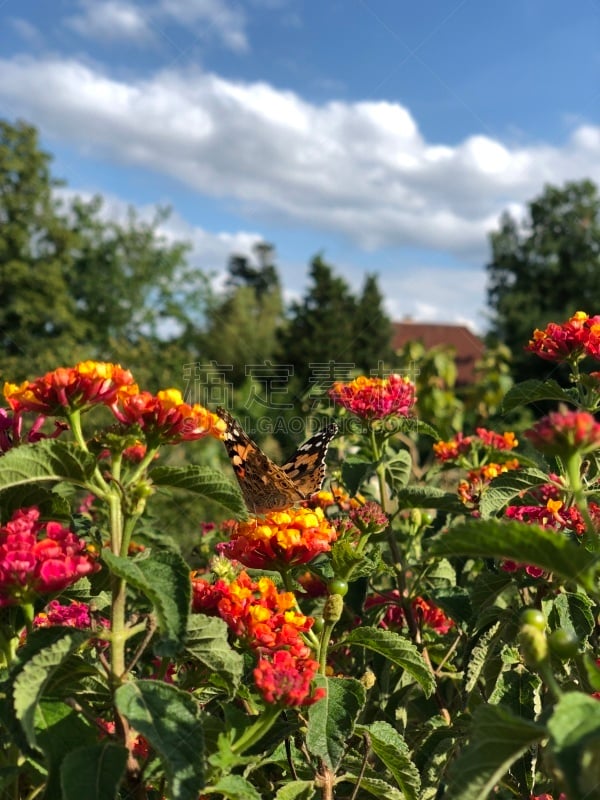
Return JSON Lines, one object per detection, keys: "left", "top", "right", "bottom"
{"left": 433, "top": 427, "right": 518, "bottom": 464}
{"left": 0, "top": 507, "right": 99, "bottom": 607}
{"left": 365, "top": 590, "right": 454, "bottom": 635}
{"left": 219, "top": 506, "right": 337, "bottom": 571}
{"left": 4, "top": 362, "right": 225, "bottom": 447}
{"left": 525, "top": 408, "right": 600, "bottom": 457}
{"left": 526, "top": 311, "right": 600, "bottom": 363}
{"left": 192, "top": 570, "right": 323, "bottom": 706}
{"left": 328, "top": 374, "right": 416, "bottom": 420}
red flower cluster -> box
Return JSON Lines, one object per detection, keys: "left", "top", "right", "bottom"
{"left": 218, "top": 507, "right": 337, "bottom": 571}
{"left": 0, "top": 508, "right": 100, "bottom": 607}
{"left": 0, "top": 407, "right": 67, "bottom": 453}
{"left": 526, "top": 311, "right": 600, "bottom": 362}
{"left": 192, "top": 570, "right": 323, "bottom": 707}
{"left": 525, "top": 409, "right": 600, "bottom": 457}
{"left": 434, "top": 428, "right": 518, "bottom": 463}
{"left": 458, "top": 459, "right": 521, "bottom": 508}
{"left": 33, "top": 600, "right": 94, "bottom": 629}
{"left": 4, "top": 361, "right": 136, "bottom": 416}
{"left": 329, "top": 374, "right": 416, "bottom": 420}
{"left": 365, "top": 590, "right": 454, "bottom": 635}
{"left": 111, "top": 388, "right": 226, "bottom": 445}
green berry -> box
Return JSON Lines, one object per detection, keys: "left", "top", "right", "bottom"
{"left": 328, "top": 578, "right": 349, "bottom": 597}
{"left": 519, "top": 608, "right": 546, "bottom": 631}
{"left": 548, "top": 629, "right": 579, "bottom": 659}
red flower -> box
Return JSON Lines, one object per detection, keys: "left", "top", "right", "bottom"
{"left": 329, "top": 374, "right": 416, "bottom": 420}
{"left": 526, "top": 311, "right": 600, "bottom": 363}
{"left": 219, "top": 507, "right": 337, "bottom": 570}
{"left": 365, "top": 591, "right": 454, "bottom": 635}
{"left": 525, "top": 409, "right": 600, "bottom": 457}
{"left": 0, "top": 507, "right": 99, "bottom": 607}
{"left": 4, "top": 362, "right": 137, "bottom": 416}
{"left": 254, "top": 650, "right": 324, "bottom": 707}
{"left": 111, "top": 388, "right": 226, "bottom": 444}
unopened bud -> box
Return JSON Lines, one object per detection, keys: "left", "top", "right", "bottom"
{"left": 323, "top": 594, "right": 344, "bottom": 623}
{"left": 519, "top": 623, "right": 548, "bottom": 668}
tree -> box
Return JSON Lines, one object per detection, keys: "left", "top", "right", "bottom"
{"left": 278, "top": 255, "right": 357, "bottom": 389}
{"left": 353, "top": 273, "right": 394, "bottom": 372}
{"left": 0, "top": 118, "right": 206, "bottom": 388}
{"left": 486, "top": 180, "right": 600, "bottom": 381}
{"left": 198, "top": 242, "right": 285, "bottom": 385}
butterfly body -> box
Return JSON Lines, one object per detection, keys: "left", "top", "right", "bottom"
{"left": 216, "top": 407, "right": 337, "bottom": 515}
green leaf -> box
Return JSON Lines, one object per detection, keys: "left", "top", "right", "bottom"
{"left": 185, "top": 615, "right": 243, "bottom": 691}
{"left": 548, "top": 591, "right": 595, "bottom": 640}
{"left": 203, "top": 775, "right": 262, "bottom": 800}
{"left": 547, "top": 692, "right": 600, "bottom": 800}
{"left": 343, "top": 776, "right": 404, "bottom": 800}
{"left": 464, "top": 622, "right": 501, "bottom": 694}
{"left": 61, "top": 742, "right": 128, "bottom": 800}
{"left": 429, "top": 519, "right": 598, "bottom": 594}
{"left": 0, "top": 485, "right": 71, "bottom": 523}
{"left": 11, "top": 627, "right": 90, "bottom": 749}
{"left": 384, "top": 451, "right": 412, "bottom": 493}
{"left": 0, "top": 439, "right": 97, "bottom": 490}
{"left": 306, "top": 676, "right": 365, "bottom": 771}
{"left": 479, "top": 468, "right": 553, "bottom": 519}
{"left": 502, "top": 379, "right": 579, "bottom": 412}
{"left": 341, "top": 455, "right": 375, "bottom": 496}
{"left": 444, "top": 704, "right": 544, "bottom": 800}
{"left": 392, "top": 485, "right": 464, "bottom": 512}
{"left": 150, "top": 465, "right": 247, "bottom": 518}
{"left": 357, "top": 721, "right": 420, "bottom": 800}
{"left": 342, "top": 627, "right": 435, "bottom": 697}
{"left": 115, "top": 679, "right": 204, "bottom": 800}
{"left": 274, "top": 780, "right": 315, "bottom": 800}
{"left": 103, "top": 547, "right": 190, "bottom": 656}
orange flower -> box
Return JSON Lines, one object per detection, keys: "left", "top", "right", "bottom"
{"left": 4, "top": 361, "right": 137, "bottom": 416}
{"left": 219, "top": 507, "right": 337, "bottom": 570}
{"left": 112, "top": 388, "right": 226, "bottom": 444}
{"left": 329, "top": 374, "right": 416, "bottom": 420}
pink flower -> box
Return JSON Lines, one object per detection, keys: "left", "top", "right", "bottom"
{"left": 0, "top": 507, "right": 100, "bottom": 607}
{"left": 525, "top": 409, "right": 600, "bottom": 457}
{"left": 329, "top": 374, "right": 416, "bottom": 420}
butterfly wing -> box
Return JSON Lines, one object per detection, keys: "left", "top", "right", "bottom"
{"left": 281, "top": 423, "right": 338, "bottom": 495}
{"left": 216, "top": 407, "right": 304, "bottom": 514}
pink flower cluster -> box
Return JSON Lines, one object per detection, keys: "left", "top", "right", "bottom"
{"left": 525, "top": 409, "right": 600, "bottom": 457}
{"left": 329, "top": 374, "right": 416, "bottom": 420}
{"left": 365, "top": 590, "right": 454, "bottom": 635}
{"left": 526, "top": 311, "right": 600, "bottom": 362}
{"left": 0, "top": 507, "right": 100, "bottom": 607}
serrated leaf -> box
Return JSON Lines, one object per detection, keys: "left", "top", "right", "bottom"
{"left": 11, "top": 628, "right": 90, "bottom": 749}
{"left": 464, "top": 622, "right": 501, "bottom": 694}
{"left": 341, "top": 456, "right": 375, "bottom": 496}
{"left": 185, "top": 615, "right": 243, "bottom": 690}
{"left": 115, "top": 679, "right": 204, "bottom": 800}
{"left": 0, "top": 486, "right": 71, "bottom": 523}
{"left": 385, "top": 452, "right": 412, "bottom": 492}
{"left": 103, "top": 548, "right": 190, "bottom": 656}
{"left": 203, "top": 774, "right": 262, "bottom": 800}
{"left": 479, "top": 468, "right": 553, "bottom": 519}
{"left": 306, "top": 676, "right": 365, "bottom": 771}
{"left": 444, "top": 704, "right": 544, "bottom": 800}
{"left": 357, "top": 721, "right": 420, "bottom": 800}
{"left": 0, "top": 439, "right": 97, "bottom": 490}
{"left": 274, "top": 780, "right": 315, "bottom": 800}
{"left": 61, "top": 742, "right": 128, "bottom": 800}
{"left": 330, "top": 539, "right": 379, "bottom": 581}
{"left": 150, "top": 465, "right": 247, "bottom": 518}
{"left": 547, "top": 692, "right": 600, "bottom": 800}
{"left": 488, "top": 667, "right": 541, "bottom": 719}
{"left": 393, "top": 485, "right": 464, "bottom": 511}
{"left": 549, "top": 591, "right": 595, "bottom": 639}
{"left": 502, "top": 379, "right": 579, "bottom": 412}
{"left": 343, "top": 627, "right": 435, "bottom": 697}
{"left": 429, "top": 519, "right": 597, "bottom": 594}
{"left": 343, "top": 775, "right": 405, "bottom": 799}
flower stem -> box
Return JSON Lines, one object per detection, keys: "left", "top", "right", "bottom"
{"left": 230, "top": 705, "right": 281, "bottom": 755}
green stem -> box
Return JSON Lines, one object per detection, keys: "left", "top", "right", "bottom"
{"left": 317, "top": 620, "right": 337, "bottom": 674}
{"left": 108, "top": 492, "right": 127, "bottom": 684}
{"left": 565, "top": 451, "right": 597, "bottom": 549}
{"left": 230, "top": 705, "right": 281, "bottom": 755}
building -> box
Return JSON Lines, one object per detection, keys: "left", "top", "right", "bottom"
{"left": 392, "top": 321, "right": 485, "bottom": 385}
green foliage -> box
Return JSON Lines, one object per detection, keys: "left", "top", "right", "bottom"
{"left": 487, "top": 179, "right": 600, "bottom": 382}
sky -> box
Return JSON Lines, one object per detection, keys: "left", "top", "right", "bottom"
{"left": 0, "top": 0, "right": 599, "bottom": 332}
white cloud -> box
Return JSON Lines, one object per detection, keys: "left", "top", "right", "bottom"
{"left": 66, "top": 1, "right": 155, "bottom": 43}
{"left": 65, "top": 0, "right": 248, "bottom": 52}
{"left": 0, "top": 55, "right": 598, "bottom": 261}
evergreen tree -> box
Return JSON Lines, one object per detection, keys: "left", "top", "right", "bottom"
{"left": 486, "top": 179, "right": 600, "bottom": 381}
{"left": 353, "top": 273, "right": 394, "bottom": 372}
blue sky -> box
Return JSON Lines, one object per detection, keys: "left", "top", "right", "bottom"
{"left": 1, "top": 0, "right": 599, "bottom": 331}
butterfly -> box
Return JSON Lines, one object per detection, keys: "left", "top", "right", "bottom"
{"left": 216, "top": 407, "right": 338, "bottom": 515}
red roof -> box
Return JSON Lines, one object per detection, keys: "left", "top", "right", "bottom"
{"left": 392, "top": 322, "right": 485, "bottom": 385}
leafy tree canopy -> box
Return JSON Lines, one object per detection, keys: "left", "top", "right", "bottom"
{"left": 486, "top": 179, "right": 600, "bottom": 382}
